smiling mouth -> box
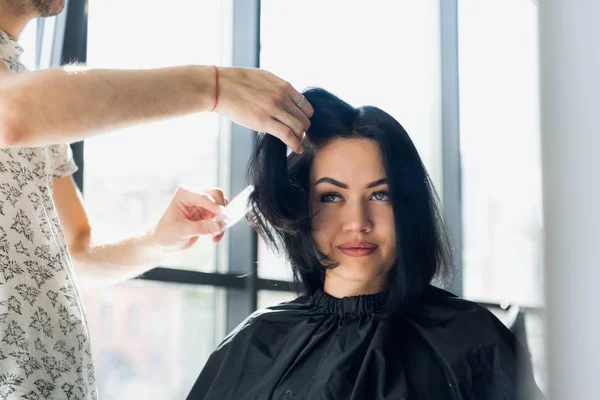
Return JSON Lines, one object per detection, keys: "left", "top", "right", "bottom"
{"left": 338, "top": 242, "right": 378, "bottom": 257}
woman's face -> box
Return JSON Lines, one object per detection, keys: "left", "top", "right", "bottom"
{"left": 309, "top": 138, "right": 397, "bottom": 296}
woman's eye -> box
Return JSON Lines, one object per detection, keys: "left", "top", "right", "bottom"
{"left": 320, "top": 193, "right": 342, "bottom": 203}
{"left": 371, "top": 191, "right": 391, "bottom": 201}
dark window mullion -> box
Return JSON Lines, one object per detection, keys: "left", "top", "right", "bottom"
{"left": 224, "top": 0, "right": 261, "bottom": 333}
{"left": 440, "top": 0, "right": 463, "bottom": 296}
{"left": 141, "top": 268, "right": 246, "bottom": 289}
{"left": 56, "top": 0, "right": 89, "bottom": 192}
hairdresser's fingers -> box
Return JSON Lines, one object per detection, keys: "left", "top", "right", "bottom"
{"left": 212, "top": 231, "right": 225, "bottom": 243}
{"left": 212, "top": 197, "right": 227, "bottom": 242}
{"left": 187, "top": 205, "right": 217, "bottom": 222}
{"left": 285, "top": 98, "right": 311, "bottom": 132}
{"left": 176, "top": 186, "right": 225, "bottom": 217}
{"left": 204, "top": 188, "right": 226, "bottom": 208}
{"left": 216, "top": 67, "right": 309, "bottom": 137}
{"left": 188, "top": 219, "right": 223, "bottom": 236}
{"left": 273, "top": 108, "right": 305, "bottom": 141}
{"left": 266, "top": 119, "right": 303, "bottom": 153}
{"left": 291, "top": 92, "right": 314, "bottom": 118}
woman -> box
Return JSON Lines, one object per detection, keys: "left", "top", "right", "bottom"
{"left": 186, "top": 88, "right": 545, "bottom": 399}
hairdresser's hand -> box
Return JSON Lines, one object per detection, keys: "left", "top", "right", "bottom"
{"left": 215, "top": 67, "right": 314, "bottom": 153}
{"left": 151, "top": 187, "right": 229, "bottom": 253}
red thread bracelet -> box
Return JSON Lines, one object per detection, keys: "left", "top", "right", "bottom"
{"left": 211, "top": 65, "right": 219, "bottom": 112}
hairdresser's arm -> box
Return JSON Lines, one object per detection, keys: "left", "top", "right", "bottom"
{"left": 54, "top": 175, "right": 228, "bottom": 287}
{"left": 0, "top": 65, "right": 312, "bottom": 152}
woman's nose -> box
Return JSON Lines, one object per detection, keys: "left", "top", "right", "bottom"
{"left": 342, "top": 200, "right": 373, "bottom": 233}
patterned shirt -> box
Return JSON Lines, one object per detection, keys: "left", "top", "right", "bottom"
{"left": 0, "top": 31, "right": 97, "bottom": 400}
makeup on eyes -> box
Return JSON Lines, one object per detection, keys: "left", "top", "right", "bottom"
{"left": 317, "top": 190, "right": 391, "bottom": 203}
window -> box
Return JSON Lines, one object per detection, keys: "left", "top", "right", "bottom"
{"left": 84, "top": 0, "right": 224, "bottom": 272}
{"left": 458, "top": 0, "right": 543, "bottom": 308}
{"left": 57, "top": 0, "right": 548, "bottom": 397}
{"left": 81, "top": 282, "right": 221, "bottom": 399}
{"left": 457, "top": 0, "right": 546, "bottom": 390}
{"left": 17, "top": 20, "right": 37, "bottom": 69}
{"left": 99, "top": 302, "right": 113, "bottom": 337}
{"left": 126, "top": 305, "right": 139, "bottom": 338}
{"left": 259, "top": 0, "right": 443, "bottom": 280}
{"left": 258, "top": 290, "right": 296, "bottom": 309}
{"left": 82, "top": 1, "right": 228, "bottom": 399}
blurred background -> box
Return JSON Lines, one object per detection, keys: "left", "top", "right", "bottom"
{"left": 20, "top": 0, "right": 548, "bottom": 398}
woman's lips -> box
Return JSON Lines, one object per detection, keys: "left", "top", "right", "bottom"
{"left": 338, "top": 242, "right": 378, "bottom": 257}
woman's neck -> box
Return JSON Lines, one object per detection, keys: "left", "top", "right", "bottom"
{"left": 323, "top": 273, "right": 386, "bottom": 298}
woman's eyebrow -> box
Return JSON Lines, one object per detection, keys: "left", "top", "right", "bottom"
{"left": 314, "top": 177, "right": 387, "bottom": 189}
{"left": 314, "top": 177, "right": 348, "bottom": 189}
{"left": 366, "top": 178, "right": 387, "bottom": 189}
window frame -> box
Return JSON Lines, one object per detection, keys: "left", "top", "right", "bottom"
{"left": 56, "top": 0, "right": 535, "bottom": 334}
{"left": 60, "top": 0, "right": 296, "bottom": 334}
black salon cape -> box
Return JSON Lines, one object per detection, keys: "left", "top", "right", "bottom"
{"left": 187, "top": 286, "right": 545, "bottom": 400}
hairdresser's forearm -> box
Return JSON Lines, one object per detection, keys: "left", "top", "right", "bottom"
{"left": 70, "top": 228, "right": 168, "bottom": 287}
{"left": 0, "top": 65, "right": 214, "bottom": 147}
